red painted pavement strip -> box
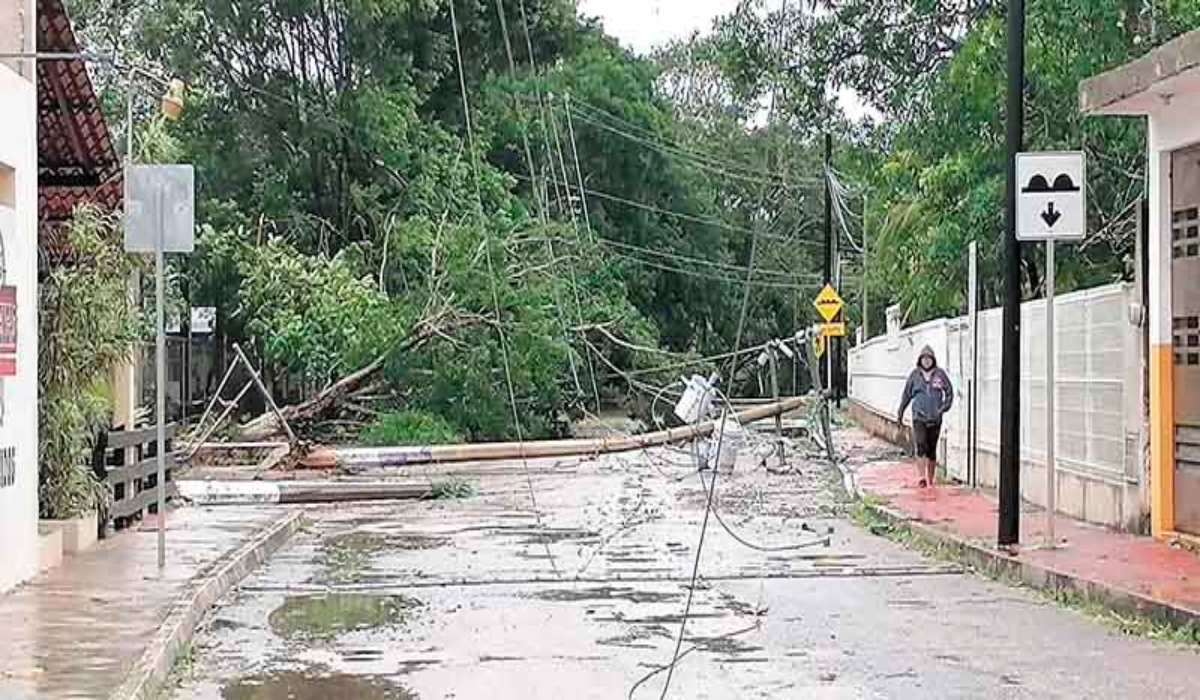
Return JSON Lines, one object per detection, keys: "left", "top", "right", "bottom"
{"left": 858, "top": 460, "right": 1200, "bottom": 614}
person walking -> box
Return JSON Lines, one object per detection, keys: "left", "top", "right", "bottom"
{"left": 897, "top": 345, "right": 953, "bottom": 488}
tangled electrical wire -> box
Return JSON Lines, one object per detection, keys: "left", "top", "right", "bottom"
{"left": 627, "top": 382, "right": 833, "bottom": 700}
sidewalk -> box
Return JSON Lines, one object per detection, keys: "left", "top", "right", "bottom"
{"left": 854, "top": 459, "right": 1200, "bottom": 628}
{"left": 0, "top": 506, "right": 302, "bottom": 700}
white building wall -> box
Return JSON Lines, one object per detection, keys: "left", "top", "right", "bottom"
{"left": 0, "top": 0, "right": 35, "bottom": 80}
{"left": 0, "top": 62, "right": 40, "bottom": 592}
{"left": 850, "top": 284, "right": 1145, "bottom": 529}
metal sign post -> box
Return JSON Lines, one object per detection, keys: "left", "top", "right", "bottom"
{"left": 1015, "top": 151, "right": 1085, "bottom": 549}
{"left": 813, "top": 284, "right": 844, "bottom": 401}
{"left": 125, "top": 165, "right": 195, "bottom": 569}
{"left": 155, "top": 186, "right": 167, "bottom": 568}
{"left": 1045, "top": 240, "right": 1056, "bottom": 546}
{"left": 968, "top": 241, "right": 978, "bottom": 488}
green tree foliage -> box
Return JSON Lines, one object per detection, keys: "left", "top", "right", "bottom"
{"left": 71, "top": 0, "right": 846, "bottom": 440}
{"left": 680, "top": 0, "right": 1200, "bottom": 327}
{"left": 39, "top": 207, "right": 144, "bottom": 519}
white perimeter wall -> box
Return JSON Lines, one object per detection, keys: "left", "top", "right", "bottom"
{"left": 850, "top": 284, "right": 1144, "bottom": 524}
{"left": 0, "top": 63, "right": 40, "bottom": 592}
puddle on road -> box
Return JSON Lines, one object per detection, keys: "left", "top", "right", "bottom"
{"left": 319, "top": 532, "right": 450, "bottom": 583}
{"left": 269, "top": 594, "right": 421, "bottom": 641}
{"left": 221, "top": 670, "right": 415, "bottom": 700}
{"left": 320, "top": 533, "right": 388, "bottom": 583}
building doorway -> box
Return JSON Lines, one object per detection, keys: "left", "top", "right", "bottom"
{"left": 1171, "top": 144, "right": 1200, "bottom": 535}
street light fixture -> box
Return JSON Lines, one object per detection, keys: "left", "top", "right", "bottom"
{"left": 0, "top": 52, "right": 185, "bottom": 160}
{"left": 126, "top": 66, "right": 187, "bottom": 162}
{"left": 161, "top": 78, "right": 186, "bottom": 121}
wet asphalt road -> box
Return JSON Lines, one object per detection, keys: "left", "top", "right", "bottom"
{"left": 170, "top": 430, "right": 1200, "bottom": 699}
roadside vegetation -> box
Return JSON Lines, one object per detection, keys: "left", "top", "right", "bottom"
{"left": 38, "top": 206, "right": 143, "bottom": 519}
{"left": 60, "top": 0, "right": 1199, "bottom": 449}
{"left": 359, "top": 411, "right": 463, "bottom": 447}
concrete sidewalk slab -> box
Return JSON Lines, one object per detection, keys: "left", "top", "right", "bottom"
{"left": 855, "top": 460, "right": 1200, "bottom": 628}
{"left": 0, "top": 506, "right": 302, "bottom": 700}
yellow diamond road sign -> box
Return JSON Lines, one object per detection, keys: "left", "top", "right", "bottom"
{"left": 813, "top": 284, "right": 844, "bottom": 323}
{"left": 813, "top": 335, "right": 826, "bottom": 358}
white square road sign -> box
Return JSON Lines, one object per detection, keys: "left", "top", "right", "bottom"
{"left": 1015, "top": 151, "right": 1086, "bottom": 242}
{"left": 124, "top": 165, "right": 195, "bottom": 253}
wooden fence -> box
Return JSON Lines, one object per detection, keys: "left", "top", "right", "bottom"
{"left": 101, "top": 424, "right": 179, "bottom": 529}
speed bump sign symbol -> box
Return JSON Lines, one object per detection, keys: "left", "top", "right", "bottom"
{"left": 1015, "top": 151, "right": 1086, "bottom": 241}
{"left": 813, "top": 284, "right": 843, "bottom": 323}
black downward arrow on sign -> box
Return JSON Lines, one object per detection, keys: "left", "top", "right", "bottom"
{"left": 1041, "top": 202, "right": 1061, "bottom": 228}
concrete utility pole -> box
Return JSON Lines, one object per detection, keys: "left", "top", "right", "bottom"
{"left": 862, "top": 192, "right": 869, "bottom": 339}
{"left": 768, "top": 344, "right": 785, "bottom": 469}
{"left": 823, "top": 134, "right": 834, "bottom": 397}
{"left": 998, "top": 0, "right": 1026, "bottom": 548}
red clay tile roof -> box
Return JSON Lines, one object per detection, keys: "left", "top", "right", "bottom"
{"left": 36, "top": 0, "right": 122, "bottom": 239}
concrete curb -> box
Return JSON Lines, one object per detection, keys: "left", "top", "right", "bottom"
{"left": 858, "top": 496, "right": 1200, "bottom": 630}
{"left": 107, "top": 510, "right": 306, "bottom": 700}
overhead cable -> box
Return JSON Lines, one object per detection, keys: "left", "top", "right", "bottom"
{"left": 593, "top": 237, "right": 814, "bottom": 279}
{"left": 566, "top": 107, "right": 821, "bottom": 193}
{"left": 602, "top": 249, "right": 825, "bottom": 290}
{"left": 564, "top": 96, "right": 826, "bottom": 188}
{"left": 508, "top": 172, "right": 823, "bottom": 247}
{"left": 448, "top": 0, "right": 561, "bottom": 579}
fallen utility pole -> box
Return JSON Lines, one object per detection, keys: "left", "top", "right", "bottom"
{"left": 302, "top": 395, "right": 808, "bottom": 470}
{"left": 177, "top": 480, "right": 432, "bottom": 505}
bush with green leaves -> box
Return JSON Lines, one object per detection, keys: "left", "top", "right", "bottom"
{"left": 195, "top": 227, "right": 408, "bottom": 388}
{"left": 358, "top": 410, "right": 462, "bottom": 446}
{"left": 39, "top": 206, "right": 143, "bottom": 519}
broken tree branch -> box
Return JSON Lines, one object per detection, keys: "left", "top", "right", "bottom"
{"left": 237, "top": 306, "right": 482, "bottom": 441}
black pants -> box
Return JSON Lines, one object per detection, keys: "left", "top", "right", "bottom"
{"left": 912, "top": 420, "right": 942, "bottom": 460}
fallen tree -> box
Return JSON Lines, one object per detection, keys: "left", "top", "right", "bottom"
{"left": 238, "top": 306, "right": 485, "bottom": 441}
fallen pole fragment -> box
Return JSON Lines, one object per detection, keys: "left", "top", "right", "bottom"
{"left": 302, "top": 396, "right": 808, "bottom": 470}
{"left": 176, "top": 480, "right": 433, "bottom": 505}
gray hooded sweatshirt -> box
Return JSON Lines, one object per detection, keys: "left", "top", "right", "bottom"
{"left": 897, "top": 345, "right": 953, "bottom": 424}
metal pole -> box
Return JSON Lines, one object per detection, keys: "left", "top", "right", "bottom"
{"left": 1045, "top": 241, "right": 1056, "bottom": 547}
{"left": 824, "top": 134, "right": 834, "bottom": 398}
{"left": 191, "top": 353, "right": 239, "bottom": 441}
{"left": 232, "top": 343, "right": 298, "bottom": 444}
{"left": 155, "top": 187, "right": 167, "bottom": 569}
{"left": 184, "top": 307, "right": 192, "bottom": 426}
{"left": 124, "top": 68, "right": 137, "bottom": 472}
{"left": 769, "top": 345, "right": 785, "bottom": 468}
{"left": 792, "top": 299, "right": 799, "bottom": 395}
{"left": 998, "top": 0, "right": 1026, "bottom": 548}
{"left": 862, "top": 192, "right": 869, "bottom": 339}
{"left": 968, "top": 241, "right": 979, "bottom": 488}
{"left": 0, "top": 51, "right": 111, "bottom": 62}
{"left": 823, "top": 135, "right": 832, "bottom": 282}
{"left": 126, "top": 67, "right": 135, "bottom": 164}
{"left": 186, "top": 380, "right": 256, "bottom": 458}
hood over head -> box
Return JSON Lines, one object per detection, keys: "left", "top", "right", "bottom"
{"left": 917, "top": 345, "right": 937, "bottom": 368}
